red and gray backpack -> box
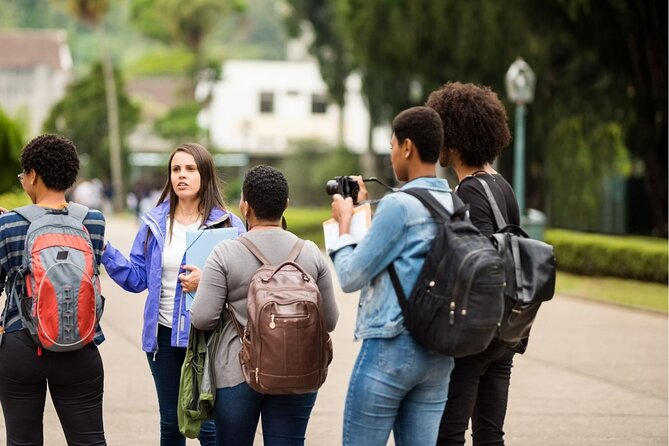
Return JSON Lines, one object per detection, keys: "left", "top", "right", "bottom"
{"left": 10, "top": 203, "right": 104, "bottom": 352}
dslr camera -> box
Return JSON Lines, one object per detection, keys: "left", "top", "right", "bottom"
{"left": 326, "top": 176, "right": 360, "bottom": 204}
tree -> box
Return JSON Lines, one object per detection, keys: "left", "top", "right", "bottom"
{"left": 43, "top": 62, "right": 139, "bottom": 186}
{"left": 154, "top": 101, "right": 201, "bottom": 142}
{"left": 0, "top": 109, "right": 25, "bottom": 193}
{"left": 129, "top": 0, "right": 245, "bottom": 96}
{"left": 334, "top": 0, "right": 529, "bottom": 119}
{"left": 527, "top": 0, "right": 667, "bottom": 236}
{"left": 283, "top": 0, "right": 355, "bottom": 145}
{"left": 326, "top": 0, "right": 666, "bottom": 236}
{"left": 64, "top": 0, "right": 126, "bottom": 212}
{"left": 332, "top": 0, "right": 531, "bottom": 177}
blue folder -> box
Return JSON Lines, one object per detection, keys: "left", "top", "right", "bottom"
{"left": 184, "top": 227, "right": 239, "bottom": 309}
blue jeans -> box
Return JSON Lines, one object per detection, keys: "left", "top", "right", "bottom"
{"left": 343, "top": 333, "right": 454, "bottom": 446}
{"left": 214, "top": 382, "right": 317, "bottom": 446}
{"left": 147, "top": 324, "right": 216, "bottom": 446}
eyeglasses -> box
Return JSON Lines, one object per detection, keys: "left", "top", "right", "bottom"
{"left": 17, "top": 172, "right": 25, "bottom": 182}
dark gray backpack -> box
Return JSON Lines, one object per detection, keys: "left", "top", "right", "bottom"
{"left": 473, "top": 177, "right": 556, "bottom": 346}
{"left": 388, "top": 188, "right": 506, "bottom": 358}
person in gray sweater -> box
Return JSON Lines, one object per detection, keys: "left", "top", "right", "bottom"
{"left": 190, "top": 165, "right": 339, "bottom": 446}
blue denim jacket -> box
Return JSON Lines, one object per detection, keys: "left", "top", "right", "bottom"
{"left": 329, "top": 177, "right": 453, "bottom": 341}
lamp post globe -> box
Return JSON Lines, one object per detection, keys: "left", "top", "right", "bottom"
{"left": 505, "top": 57, "right": 535, "bottom": 216}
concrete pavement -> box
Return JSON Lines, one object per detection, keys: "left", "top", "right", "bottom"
{"left": 0, "top": 215, "right": 666, "bottom": 445}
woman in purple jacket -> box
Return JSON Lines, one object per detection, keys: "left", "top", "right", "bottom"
{"left": 102, "top": 143, "right": 245, "bottom": 446}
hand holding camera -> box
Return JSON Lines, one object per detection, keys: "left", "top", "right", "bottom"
{"left": 327, "top": 175, "right": 396, "bottom": 234}
{"left": 325, "top": 176, "right": 368, "bottom": 204}
{"left": 328, "top": 176, "right": 367, "bottom": 235}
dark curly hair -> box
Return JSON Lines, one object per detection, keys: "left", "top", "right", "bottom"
{"left": 426, "top": 82, "right": 511, "bottom": 167}
{"left": 20, "top": 134, "right": 80, "bottom": 191}
{"left": 242, "top": 165, "right": 289, "bottom": 221}
{"left": 392, "top": 106, "right": 444, "bottom": 163}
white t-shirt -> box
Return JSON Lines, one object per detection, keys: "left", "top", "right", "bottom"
{"left": 160, "top": 217, "right": 201, "bottom": 327}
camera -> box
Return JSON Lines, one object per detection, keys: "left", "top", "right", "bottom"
{"left": 326, "top": 176, "right": 360, "bottom": 203}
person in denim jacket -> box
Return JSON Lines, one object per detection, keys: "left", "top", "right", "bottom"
{"left": 329, "top": 107, "right": 455, "bottom": 446}
{"left": 102, "top": 143, "right": 245, "bottom": 446}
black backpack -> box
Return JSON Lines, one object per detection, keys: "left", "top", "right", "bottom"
{"left": 388, "top": 188, "right": 506, "bottom": 358}
{"left": 472, "top": 177, "right": 556, "bottom": 347}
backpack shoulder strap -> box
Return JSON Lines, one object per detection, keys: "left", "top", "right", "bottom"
{"left": 401, "top": 188, "right": 451, "bottom": 220}
{"left": 238, "top": 236, "right": 271, "bottom": 265}
{"left": 388, "top": 188, "right": 462, "bottom": 306}
{"left": 401, "top": 188, "right": 469, "bottom": 221}
{"left": 66, "top": 202, "right": 89, "bottom": 223}
{"left": 13, "top": 205, "right": 47, "bottom": 223}
{"left": 474, "top": 177, "right": 507, "bottom": 228}
{"left": 238, "top": 236, "right": 305, "bottom": 265}
{"left": 286, "top": 239, "right": 305, "bottom": 262}
{"left": 13, "top": 203, "right": 90, "bottom": 224}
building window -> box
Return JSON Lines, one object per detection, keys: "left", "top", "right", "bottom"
{"left": 311, "top": 94, "right": 328, "bottom": 114}
{"left": 259, "top": 92, "right": 274, "bottom": 114}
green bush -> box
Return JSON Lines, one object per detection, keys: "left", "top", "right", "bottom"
{"left": 546, "top": 229, "right": 668, "bottom": 283}
{"left": 284, "top": 207, "right": 332, "bottom": 249}
{"left": 0, "top": 190, "right": 30, "bottom": 210}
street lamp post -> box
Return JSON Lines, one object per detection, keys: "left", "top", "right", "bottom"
{"left": 505, "top": 57, "right": 536, "bottom": 216}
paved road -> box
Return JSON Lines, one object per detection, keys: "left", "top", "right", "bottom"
{"left": 0, "top": 216, "right": 666, "bottom": 445}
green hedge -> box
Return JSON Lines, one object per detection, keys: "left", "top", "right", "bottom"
{"left": 545, "top": 229, "right": 668, "bottom": 283}
{"left": 284, "top": 207, "right": 331, "bottom": 249}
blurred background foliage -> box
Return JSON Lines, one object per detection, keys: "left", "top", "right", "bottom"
{"left": 280, "top": 142, "right": 360, "bottom": 207}
{"left": 42, "top": 62, "right": 140, "bottom": 183}
{"left": 0, "top": 0, "right": 666, "bottom": 237}
{"left": 0, "top": 110, "right": 24, "bottom": 194}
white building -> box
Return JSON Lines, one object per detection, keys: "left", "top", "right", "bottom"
{"left": 197, "top": 59, "right": 390, "bottom": 156}
{"left": 0, "top": 29, "right": 72, "bottom": 137}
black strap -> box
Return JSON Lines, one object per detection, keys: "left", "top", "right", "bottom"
{"left": 387, "top": 263, "right": 407, "bottom": 303}
{"left": 387, "top": 188, "right": 462, "bottom": 304}
{"left": 400, "top": 188, "right": 460, "bottom": 221}
{"left": 478, "top": 178, "right": 527, "bottom": 302}
{"left": 473, "top": 176, "right": 507, "bottom": 229}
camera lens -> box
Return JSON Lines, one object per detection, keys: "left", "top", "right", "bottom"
{"left": 325, "top": 180, "right": 340, "bottom": 196}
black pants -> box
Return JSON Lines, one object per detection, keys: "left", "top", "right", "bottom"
{"left": 0, "top": 329, "right": 106, "bottom": 446}
{"left": 437, "top": 342, "right": 515, "bottom": 446}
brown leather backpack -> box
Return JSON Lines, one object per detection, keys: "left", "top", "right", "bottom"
{"left": 227, "top": 237, "right": 333, "bottom": 394}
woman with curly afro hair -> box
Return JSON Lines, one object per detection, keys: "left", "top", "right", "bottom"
{"left": 0, "top": 134, "right": 107, "bottom": 444}
{"left": 427, "top": 82, "right": 521, "bottom": 446}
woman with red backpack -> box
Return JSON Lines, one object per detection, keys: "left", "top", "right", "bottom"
{"left": 0, "top": 134, "right": 107, "bottom": 445}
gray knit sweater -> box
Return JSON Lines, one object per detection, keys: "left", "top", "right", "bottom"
{"left": 190, "top": 229, "right": 339, "bottom": 389}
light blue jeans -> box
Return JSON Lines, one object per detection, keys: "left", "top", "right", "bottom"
{"left": 343, "top": 333, "right": 454, "bottom": 446}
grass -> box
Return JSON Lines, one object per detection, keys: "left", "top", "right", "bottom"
{"left": 556, "top": 270, "right": 668, "bottom": 313}
{"left": 285, "top": 207, "right": 331, "bottom": 248}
